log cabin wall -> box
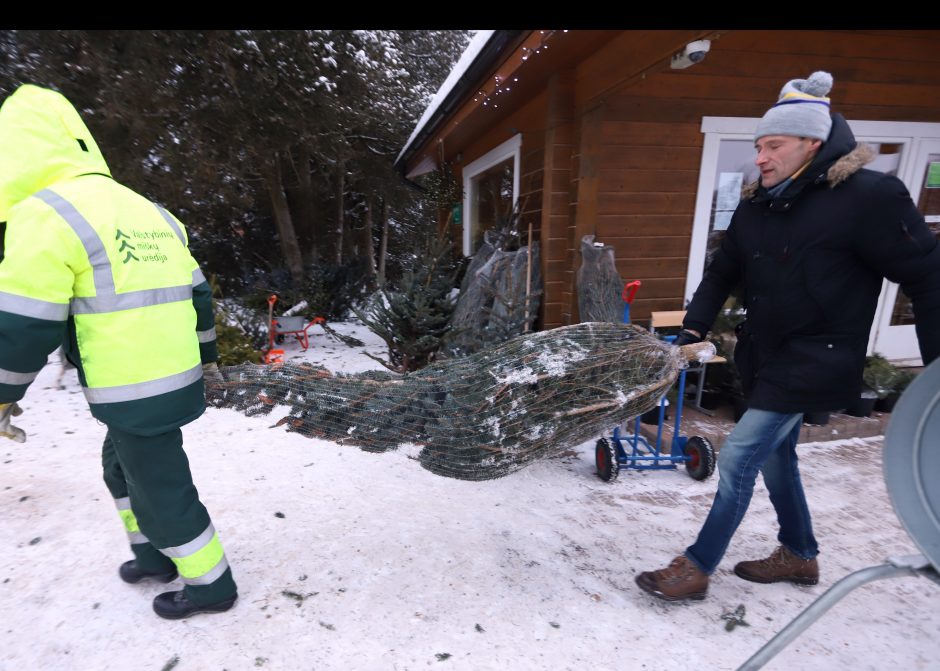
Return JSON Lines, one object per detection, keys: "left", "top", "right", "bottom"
{"left": 453, "top": 90, "right": 551, "bottom": 326}
{"left": 446, "top": 30, "right": 940, "bottom": 330}
{"left": 540, "top": 70, "right": 577, "bottom": 328}
{"left": 558, "top": 30, "right": 711, "bottom": 327}
{"left": 579, "top": 29, "right": 940, "bottom": 328}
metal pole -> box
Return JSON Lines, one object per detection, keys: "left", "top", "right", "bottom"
{"left": 524, "top": 222, "right": 533, "bottom": 333}
{"left": 738, "top": 556, "right": 932, "bottom": 670}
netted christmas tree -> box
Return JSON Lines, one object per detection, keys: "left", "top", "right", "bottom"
{"left": 207, "top": 322, "right": 714, "bottom": 481}
{"left": 479, "top": 244, "right": 542, "bottom": 344}
{"left": 577, "top": 235, "right": 623, "bottom": 324}
{"left": 354, "top": 234, "right": 459, "bottom": 372}
{"left": 445, "top": 201, "right": 542, "bottom": 357}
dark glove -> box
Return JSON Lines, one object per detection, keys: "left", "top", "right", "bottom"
{"left": 674, "top": 329, "right": 704, "bottom": 347}
{"left": 0, "top": 402, "right": 26, "bottom": 443}
{"left": 202, "top": 362, "right": 225, "bottom": 387}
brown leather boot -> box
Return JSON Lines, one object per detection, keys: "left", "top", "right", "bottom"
{"left": 734, "top": 545, "right": 819, "bottom": 585}
{"left": 635, "top": 555, "right": 708, "bottom": 602}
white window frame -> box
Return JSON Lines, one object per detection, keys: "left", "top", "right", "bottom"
{"left": 461, "top": 133, "right": 521, "bottom": 256}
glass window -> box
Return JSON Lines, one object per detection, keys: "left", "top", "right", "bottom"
{"left": 890, "top": 150, "right": 940, "bottom": 325}
{"left": 461, "top": 134, "right": 520, "bottom": 256}
{"left": 701, "top": 139, "right": 760, "bottom": 272}
{"left": 469, "top": 157, "right": 514, "bottom": 252}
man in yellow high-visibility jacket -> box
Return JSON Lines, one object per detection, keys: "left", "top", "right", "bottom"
{"left": 0, "top": 84, "right": 237, "bottom": 619}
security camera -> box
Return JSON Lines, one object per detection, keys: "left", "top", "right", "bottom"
{"left": 685, "top": 39, "right": 711, "bottom": 62}
{"left": 670, "top": 39, "right": 711, "bottom": 70}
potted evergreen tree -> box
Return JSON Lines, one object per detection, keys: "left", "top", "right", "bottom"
{"left": 845, "top": 354, "right": 896, "bottom": 417}
{"left": 875, "top": 366, "right": 917, "bottom": 412}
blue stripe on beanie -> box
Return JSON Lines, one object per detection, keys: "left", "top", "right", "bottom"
{"left": 756, "top": 71, "right": 834, "bottom": 141}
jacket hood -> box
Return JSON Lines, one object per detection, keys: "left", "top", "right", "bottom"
{"left": 0, "top": 84, "right": 111, "bottom": 221}
{"left": 741, "top": 114, "right": 874, "bottom": 200}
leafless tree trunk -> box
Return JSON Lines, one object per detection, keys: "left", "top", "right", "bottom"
{"left": 334, "top": 159, "right": 345, "bottom": 264}
{"left": 378, "top": 197, "right": 389, "bottom": 285}
{"left": 294, "top": 145, "right": 318, "bottom": 263}
{"left": 361, "top": 197, "right": 378, "bottom": 289}
{"left": 266, "top": 152, "right": 305, "bottom": 284}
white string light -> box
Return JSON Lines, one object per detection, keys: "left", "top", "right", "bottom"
{"left": 474, "top": 30, "right": 563, "bottom": 110}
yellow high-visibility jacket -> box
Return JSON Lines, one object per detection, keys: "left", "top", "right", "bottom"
{"left": 0, "top": 84, "right": 216, "bottom": 434}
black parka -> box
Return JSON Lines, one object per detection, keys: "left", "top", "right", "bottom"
{"left": 684, "top": 114, "right": 940, "bottom": 413}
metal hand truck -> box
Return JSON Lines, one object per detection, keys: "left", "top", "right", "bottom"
{"left": 594, "top": 281, "right": 716, "bottom": 483}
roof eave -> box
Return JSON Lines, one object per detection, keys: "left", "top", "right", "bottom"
{"left": 395, "top": 29, "right": 527, "bottom": 175}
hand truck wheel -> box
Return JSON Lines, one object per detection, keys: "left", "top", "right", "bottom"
{"left": 684, "top": 436, "right": 716, "bottom": 481}
{"left": 595, "top": 438, "right": 620, "bottom": 483}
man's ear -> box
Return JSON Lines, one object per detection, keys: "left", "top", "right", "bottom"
{"left": 809, "top": 138, "right": 823, "bottom": 151}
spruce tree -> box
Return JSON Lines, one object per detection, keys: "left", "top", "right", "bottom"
{"left": 355, "top": 234, "right": 459, "bottom": 372}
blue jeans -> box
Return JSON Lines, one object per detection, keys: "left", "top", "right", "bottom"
{"left": 685, "top": 408, "right": 818, "bottom": 574}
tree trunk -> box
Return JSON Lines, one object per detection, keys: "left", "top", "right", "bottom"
{"left": 266, "top": 153, "right": 305, "bottom": 285}
{"left": 361, "top": 197, "right": 378, "bottom": 290}
{"left": 378, "top": 197, "right": 389, "bottom": 286}
{"left": 342, "top": 207, "right": 357, "bottom": 266}
{"left": 334, "top": 160, "right": 345, "bottom": 265}
{"left": 294, "top": 145, "right": 318, "bottom": 263}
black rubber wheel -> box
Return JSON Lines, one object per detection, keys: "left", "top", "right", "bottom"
{"left": 595, "top": 438, "right": 620, "bottom": 483}
{"left": 684, "top": 436, "right": 716, "bottom": 481}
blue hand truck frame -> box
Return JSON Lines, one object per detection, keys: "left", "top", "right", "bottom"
{"left": 594, "top": 281, "right": 716, "bottom": 483}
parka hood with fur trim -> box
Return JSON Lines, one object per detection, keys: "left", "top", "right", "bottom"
{"left": 742, "top": 114, "right": 875, "bottom": 200}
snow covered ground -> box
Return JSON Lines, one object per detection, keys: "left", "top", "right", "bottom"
{"left": 2, "top": 320, "right": 938, "bottom": 671}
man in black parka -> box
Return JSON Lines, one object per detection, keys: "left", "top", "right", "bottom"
{"left": 635, "top": 71, "right": 940, "bottom": 602}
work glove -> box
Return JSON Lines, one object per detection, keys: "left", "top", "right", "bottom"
{"left": 674, "top": 329, "right": 704, "bottom": 347}
{"left": 202, "top": 362, "right": 225, "bottom": 387}
{"left": 0, "top": 402, "right": 26, "bottom": 443}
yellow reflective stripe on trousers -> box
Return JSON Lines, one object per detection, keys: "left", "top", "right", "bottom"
{"left": 114, "top": 497, "right": 149, "bottom": 545}
{"left": 160, "top": 523, "right": 229, "bottom": 586}
{"left": 83, "top": 363, "right": 202, "bottom": 403}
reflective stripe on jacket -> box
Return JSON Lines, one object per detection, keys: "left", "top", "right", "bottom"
{"left": 0, "top": 85, "right": 216, "bottom": 432}
{"left": 30, "top": 184, "right": 202, "bottom": 401}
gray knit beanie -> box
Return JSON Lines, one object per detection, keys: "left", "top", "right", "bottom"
{"left": 755, "top": 71, "right": 833, "bottom": 142}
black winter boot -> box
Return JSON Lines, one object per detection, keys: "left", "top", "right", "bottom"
{"left": 119, "top": 560, "right": 178, "bottom": 584}
{"left": 152, "top": 590, "right": 238, "bottom": 620}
